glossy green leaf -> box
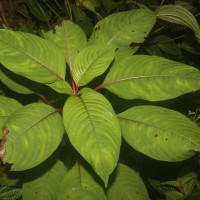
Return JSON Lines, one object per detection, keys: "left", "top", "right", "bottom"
{"left": 102, "top": 55, "right": 200, "bottom": 101}
{"left": 156, "top": 5, "right": 200, "bottom": 39}
{"left": 63, "top": 88, "right": 121, "bottom": 186}
{"left": 26, "top": 0, "right": 50, "bottom": 22}
{"left": 57, "top": 163, "right": 107, "bottom": 200}
{"left": 1, "top": 103, "right": 64, "bottom": 170}
{"left": 23, "top": 160, "right": 67, "bottom": 200}
{"left": 107, "top": 164, "right": 150, "bottom": 200}
{"left": 44, "top": 20, "right": 87, "bottom": 66}
{"left": 0, "top": 96, "right": 22, "bottom": 139}
{"left": 0, "top": 69, "right": 33, "bottom": 94}
{"left": 0, "top": 29, "right": 72, "bottom": 94}
{"left": 118, "top": 106, "right": 200, "bottom": 161}
{"left": 72, "top": 45, "right": 116, "bottom": 86}
{"left": 89, "top": 8, "right": 156, "bottom": 56}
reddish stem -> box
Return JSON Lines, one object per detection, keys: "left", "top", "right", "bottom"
{"left": 37, "top": 93, "right": 52, "bottom": 106}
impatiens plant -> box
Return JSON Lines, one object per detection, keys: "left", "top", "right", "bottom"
{"left": 0, "top": 5, "right": 200, "bottom": 200}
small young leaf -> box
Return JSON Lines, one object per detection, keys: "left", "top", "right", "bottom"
{"left": 0, "top": 96, "right": 22, "bottom": 139}
{"left": 23, "top": 160, "right": 67, "bottom": 200}
{"left": 102, "top": 55, "right": 200, "bottom": 101}
{"left": 118, "top": 106, "right": 200, "bottom": 161}
{"left": 2, "top": 103, "right": 64, "bottom": 170}
{"left": 57, "top": 163, "right": 107, "bottom": 200}
{"left": 107, "top": 164, "right": 150, "bottom": 200}
{"left": 44, "top": 20, "right": 87, "bottom": 66}
{"left": 89, "top": 8, "right": 156, "bottom": 56}
{"left": 63, "top": 88, "right": 121, "bottom": 186}
{"left": 72, "top": 45, "right": 116, "bottom": 86}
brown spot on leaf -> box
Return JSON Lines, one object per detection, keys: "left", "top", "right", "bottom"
{"left": 94, "top": 26, "right": 100, "bottom": 31}
{"left": 154, "top": 134, "right": 158, "bottom": 137}
{"left": 2, "top": 126, "right": 9, "bottom": 136}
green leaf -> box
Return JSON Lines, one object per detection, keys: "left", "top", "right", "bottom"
{"left": 177, "top": 167, "right": 198, "bottom": 196}
{"left": 57, "top": 163, "right": 107, "bottom": 200}
{"left": 0, "top": 29, "right": 72, "bottom": 94}
{"left": 23, "top": 160, "right": 67, "bottom": 200}
{"left": 118, "top": 106, "right": 200, "bottom": 161}
{"left": 107, "top": 164, "right": 150, "bottom": 200}
{"left": 26, "top": 0, "right": 51, "bottom": 22}
{"left": 89, "top": 8, "right": 156, "bottom": 56}
{"left": 0, "top": 96, "right": 22, "bottom": 139}
{"left": 63, "top": 88, "right": 121, "bottom": 186}
{"left": 72, "top": 45, "right": 116, "bottom": 86}
{"left": 156, "top": 5, "right": 200, "bottom": 40}
{"left": 102, "top": 55, "right": 200, "bottom": 101}
{"left": 1, "top": 103, "right": 64, "bottom": 170}
{"left": 0, "top": 69, "right": 34, "bottom": 94}
{"left": 46, "top": 80, "right": 72, "bottom": 94}
{"left": 0, "top": 186, "right": 22, "bottom": 200}
{"left": 152, "top": 35, "right": 182, "bottom": 56}
{"left": 77, "top": 0, "right": 96, "bottom": 13}
{"left": 44, "top": 20, "right": 87, "bottom": 67}
{"left": 165, "top": 191, "right": 185, "bottom": 200}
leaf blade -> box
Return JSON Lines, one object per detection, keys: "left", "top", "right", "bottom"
{"left": 156, "top": 5, "right": 200, "bottom": 37}
{"left": 72, "top": 45, "right": 116, "bottom": 86}
{"left": 89, "top": 8, "right": 156, "bottom": 56}
{"left": 63, "top": 88, "right": 121, "bottom": 186}
{"left": 44, "top": 20, "right": 87, "bottom": 67}
{"left": 103, "top": 55, "right": 200, "bottom": 101}
{"left": 57, "top": 163, "right": 107, "bottom": 200}
{"left": 1, "top": 103, "right": 64, "bottom": 170}
{"left": 118, "top": 106, "right": 200, "bottom": 161}
{"left": 23, "top": 160, "right": 67, "bottom": 200}
{"left": 0, "top": 96, "right": 22, "bottom": 139}
{"left": 107, "top": 164, "right": 150, "bottom": 200}
{"left": 0, "top": 29, "right": 72, "bottom": 94}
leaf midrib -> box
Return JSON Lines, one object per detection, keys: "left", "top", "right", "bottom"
{"left": 76, "top": 48, "right": 111, "bottom": 86}
{"left": 104, "top": 74, "right": 200, "bottom": 88}
{"left": 118, "top": 116, "right": 200, "bottom": 147}
{"left": 9, "top": 109, "right": 59, "bottom": 138}
{"left": 0, "top": 38, "right": 63, "bottom": 81}
{"left": 79, "top": 96, "right": 106, "bottom": 178}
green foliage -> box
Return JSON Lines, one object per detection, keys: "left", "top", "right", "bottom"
{"left": 0, "top": 1, "right": 200, "bottom": 200}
